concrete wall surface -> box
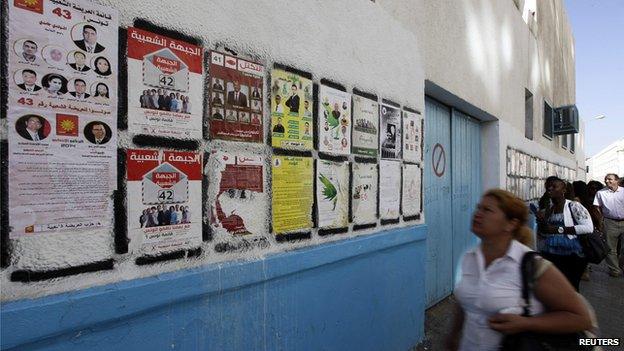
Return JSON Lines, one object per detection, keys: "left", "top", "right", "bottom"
{"left": 1, "top": 226, "right": 427, "bottom": 351}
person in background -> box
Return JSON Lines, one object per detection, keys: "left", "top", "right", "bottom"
{"left": 447, "top": 189, "right": 592, "bottom": 351}
{"left": 574, "top": 180, "right": 602, "bottom": 281}
{"left": 593, "top": 173, "right": 624, "bottom": 277}
{"left": 168, "top": 92, "right": 178, "bottom": 112}
{"left": 536, "top": 177, "right": 593, "bottom": 291}
{"left": 169, "top": 205, "right": 179, "bottom": 225}
{"left": 140, "top": 209, "right": 149, "bottom": 228}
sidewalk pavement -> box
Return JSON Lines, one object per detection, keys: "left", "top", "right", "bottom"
{"left": 414, "top": 262, "right": 624, "bottom": 350}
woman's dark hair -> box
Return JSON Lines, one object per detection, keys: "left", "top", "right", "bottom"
{"left": 565, "top": 182, "right": 575, "bottom": 201}
{"left": 41, "top": 73, "right": 68, "bottom": 93}
{"left": 93, "top": 56, "right": 112, "bottom": 75}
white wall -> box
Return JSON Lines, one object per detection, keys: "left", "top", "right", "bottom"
{"left": 586, "top": 138, "right": 624, "bottom": 182}
{"left": 1, "top": 0, "right": 425, "bottom": 301}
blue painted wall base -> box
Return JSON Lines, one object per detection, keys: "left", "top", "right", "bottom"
{"left": 1, "top": 225, "right": 427, "bottom": 351}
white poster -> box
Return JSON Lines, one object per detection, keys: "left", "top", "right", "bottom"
{"left": 402, "top": 163, "right": 422, "bottom": 217}
{"left": 7, "top": 0, "right": 118, "bottom": 237}
{"left": 126, "top": 149, "right": 203, "bottom": 254}
{"left": 379, "top": 160, "right": 401, "bottom": 219}
{"left": 316, "top": 160, "right": 349, "bottom": 229}
{"left": 352, "top": 163, "right": 378, "bottom": 225}
{"left": 351, "top": 95, "right": 379, "bottom": 157}
{"left": 380, "top": 103, "right": 401, "bottom": 159}
{"left": 206, "top": 151, "right": 267, "bottom": 236}
{"left": 127, "top": 27, "right": 204, "bottom": 139}
{"left": 402, "top": 109, "right": 422, "bottom": 163}
{"left": 319, "top": 86, "right": 351, "bottom": 155}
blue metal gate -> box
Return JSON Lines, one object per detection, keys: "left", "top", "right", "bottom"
{"left": 424, "top": 98, "right": 481, "bottom": 307}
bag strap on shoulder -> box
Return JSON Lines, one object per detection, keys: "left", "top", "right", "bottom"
{"left": 568, "top": 202, "right": 579, "bottom": 226}
{"left": 520, "top": 251, "right": 540, "bottom": 317}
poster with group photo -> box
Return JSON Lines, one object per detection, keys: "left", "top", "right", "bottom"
{"left": 351, "top": 95, "right": 379, "bottom": 157}
{"left": 402, "top": 163, "right": 422, "bottom": 217}
{"left": 379, "top": 160, "right": 401, "bottom": 220}
{"left": 380, "top": 103, "right": 402, "bottom": 159}
{"left": 319, "top": 86, "right": 351, "bottom": 155}
{"left": 8, "top": 0, "right": 118, "bottom": 116}
{"left": 272, "top": 155, "right": 313, "bottom": 234}
{"left": 8, "top": 108, "right": 116, "bottom": 237}
{"left": 316, "top": 160, "right": 349, "bottom": 229}
{"left": 352, "top": 163, "right": 378, "bottom": 225}
{"left": 207, "top": 151, "right": 266, "bottom": 236}
{"left": 208, "top": 51, "right": 264, "bottom": 142}
{"left": 402, "top": 109, "right": 423, "bottom": 163}
{"left": 126, "top": 149, "right": 203, "bottom": 254}
{"left": 270, "top": 69, "right": 313, "bottom": 150}
{"left": 127, "top": 27, "right": 203, "bottom": 139}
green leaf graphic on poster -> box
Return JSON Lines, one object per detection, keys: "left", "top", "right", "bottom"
{"left": 319, "top": 173, "right": 338, "bottom": 210}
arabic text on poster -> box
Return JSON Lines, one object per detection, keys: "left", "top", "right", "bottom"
{"left": 379, "top": 159, "right": 401, "bottom": 219}
{"left": 380, "top": 103, "right": 402, "bottom": 159}
{"left": 352, "top": 163, "right": 378, "bottom": 225}
{"left": 318, "top": 86, "right": 351, "bottom": 155}
{"left": 402, "top": 109, "right": 423, "bottom": 163}
{"left": 316, "top": 160, "right": 349, "bottom": 228}
{"left": 270, "top": 69, "right": 313, "bottom": 150}
{"left": 402, "top": 163, "right": 422, "bottom": 217}
{"left": 351, "top": 95, "right": 379, "bottom": 157}
{"left": 272, "top": 155, "right": 313, "bottom": 234}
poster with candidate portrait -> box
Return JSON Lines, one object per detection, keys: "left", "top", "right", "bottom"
{"left": 208, "top": 51, "right": 264, "bottom": 143}
{"left": 8, "top": 0, "right": 118, "bottom": 117}
{"left": 402, "top": 109, "right": 423, "bottom": 163}
{"left": 379, "top": 160, "right": 401, "bottom": 220}
{"left": 206, "top": 151, "right": 267, "bottom": 236}
{"left": 318, "top": 86, "right": 351, "bottom": 155}
{"left": 352, "top": 163, "right": 378, "bottom": 225}
{"left": 402, "top": 163, "right": 422, "bottom": 217}
{"left": 316, "top": 160, "right": 349, "bottom": 229}
{"left": 126, "top": 149, "right": 203, "bottom": 255}
{"left": 351, "top": 95, "right": 379, "bottom": 157}
{"left": 380, "top": 103, "right": 402, "bottom": 159}
{"left": 270, "top": 69, "right": 313, "bottom": 150}
{"left": 127, "top": 27, "right": 204, "bottom": 139}
{"left": 7, "top": 108, "right": 116, "bottom": 237}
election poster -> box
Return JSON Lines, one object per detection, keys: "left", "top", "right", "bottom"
{"left": 206, "top": 151, "right": 267, "bottom": 236}
{"left": 379, "top": 160, "right": 401, "bottom": 220}
{"left": 319, "top": 86, "right": 351, "bottom": 155}
{"left": 272, "top": 155, "right": 313, "bottom": 234}
{"left": 316, "top": 160, "right": 349, "bottom": 229}
{"left": 7, "top": 109, "right": 116, "bottom": 237}
{"left": 352, "top": 163, "right": 378, "bottom": 225}
{"left": 351, "top": 95, "right": 379, "bottom": 157}
{"left": 270, "top": 69, "right": 313, "bottom": 150}
{"left": 126, "top": 149, "right": 203, "bottom": 254}
{"left": 402, "top": 109, "right": 423, "bottom": 163}
{"left": 380, "top": 103, "right": 402, "bottom": 159}
{"left": 8, "top": 0, "right": 118, "bottom": 117}
{"left": 208, "top": 51, "right": 264, "bottom": 142}
{"left": 127, "top": 27, "right": 203, "bottom": 139}
{"left": 402, "top": 163, "right": 422, "bottom": 217}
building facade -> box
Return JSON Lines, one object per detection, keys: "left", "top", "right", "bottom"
{"left": 586, "top": 138, "right": 624, "bottom": 182}
{"left": 1, "top": 1, "right": 582, "bottom": 350}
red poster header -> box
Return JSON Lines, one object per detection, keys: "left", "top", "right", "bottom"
{"left": 127, "top": 27, "right": 203, "bottom": 74}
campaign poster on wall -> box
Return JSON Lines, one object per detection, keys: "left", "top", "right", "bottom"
{"left": 380, "top": 103, "right": 402, "bottom": 159}
{"left": 402, "top": 163, "right": 422, "bottom": 217}
{"left": 270, "top": 69, "right": 313, "bottom": 150}
{"left": 8, "top": 109, "right": 116, "bottom": 237}
{"left": 272, "top": 155, "right": 313, "bottom": 234}
{"left": 126, "top": 149, "right": 203, "bottom": 254}
{"left": 379, "top": 160, "right": 401, "bottom": 220}
{"left": 351, "top": 95, "right": 379, "bottom": 157}
{"left": 208, "top": 51, "right": 264, "bottom": 143}
{"left": 319, "top": 86, "right": 351, "bottom": 155}
{"left": 127, "top": 27, "right": 203, "bottom": 139}
{"left": 352, "top": 163, "right": 378, "bottom": 225}
{"left": 207, "top": 151, "right": 266, "bottom": 236}
{"left": 8, "top": 0, "right": 118, "bottom": 117}
{"left": 316, "top": 160, "right": 349, "bottom": 229}
{"left": 402, "top": 109, "right": 423, "bottom": 163}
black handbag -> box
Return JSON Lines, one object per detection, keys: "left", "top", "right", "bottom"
{"left": 499, "top": 252, "right": 592, "bottom": 351}
{"left": 569, "top": 203, "right": 608, "bottom": 264}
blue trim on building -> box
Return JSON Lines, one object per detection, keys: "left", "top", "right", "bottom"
{"left": 2, "top": 225, "right": 427, "bottom": 351}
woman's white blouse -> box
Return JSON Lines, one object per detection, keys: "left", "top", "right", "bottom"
{"left": 454, "top": 240, "right": 545, "bottom": 351}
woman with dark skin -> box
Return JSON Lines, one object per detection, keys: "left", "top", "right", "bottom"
{"left": 536, "top": 177, "right": 593, "bottom": 291}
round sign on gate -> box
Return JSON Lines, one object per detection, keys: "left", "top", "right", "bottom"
{"left": 432, "top": 143, "right": 446, "bottom": 177}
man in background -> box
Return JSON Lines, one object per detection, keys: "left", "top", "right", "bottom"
{"left": 594, "top": 173, "right": 624, "bottom": 277}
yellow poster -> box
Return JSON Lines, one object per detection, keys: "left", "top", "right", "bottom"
{"left": 272, "top": 155, "right": 313, "bottom": 234}
{"left": 270, "top": 69, "right": 313, "bottom": 150}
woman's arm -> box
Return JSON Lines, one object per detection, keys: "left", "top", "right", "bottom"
{"left": 446, "top": 302, "right": 464, "bottom": 351}
{"left": 489, "top": 266, "right": 592, "bottom": 334}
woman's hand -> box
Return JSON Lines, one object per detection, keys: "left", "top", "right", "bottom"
{"left": 488, "top": 313, "right": 530, "bottom": 335}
